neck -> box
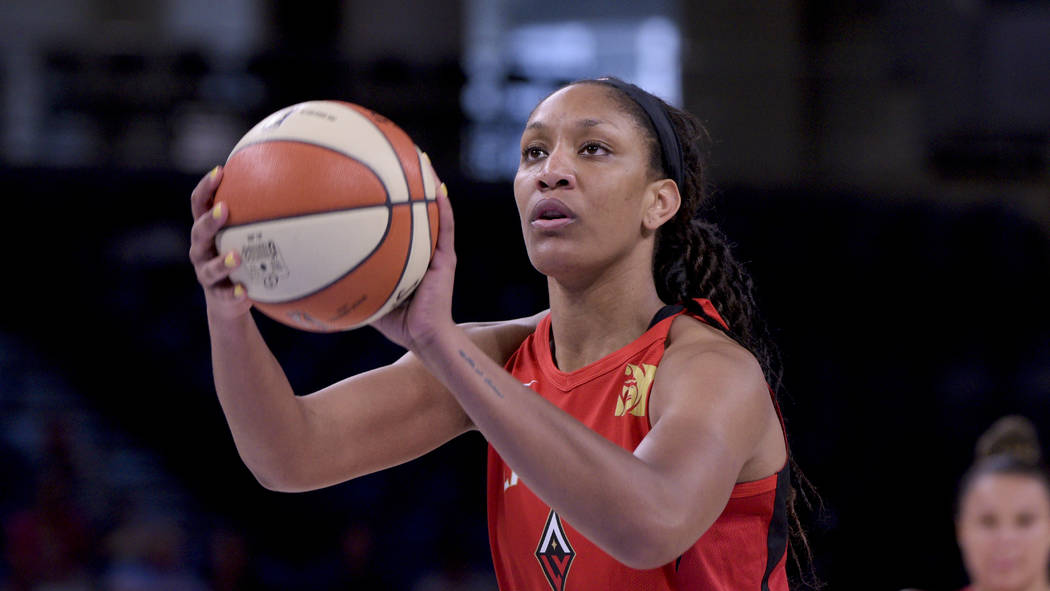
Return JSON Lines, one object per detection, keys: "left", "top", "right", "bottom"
{"left": 546, "top": 253, "right": 667, "bottom": 373}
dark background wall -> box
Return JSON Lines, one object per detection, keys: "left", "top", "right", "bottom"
{"left": 0, "top": 1, "right": 1047, "bottom": 590}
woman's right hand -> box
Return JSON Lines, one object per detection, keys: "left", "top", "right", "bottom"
{"left": 189, "top": 166, "right": 253, "bottom": 321}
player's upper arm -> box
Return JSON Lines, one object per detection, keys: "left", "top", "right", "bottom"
{"left": 629, "top": 316, "right": 782, "bottom": 555}
{"left": 278, "top": 312, "right": 545, "bottom": 491}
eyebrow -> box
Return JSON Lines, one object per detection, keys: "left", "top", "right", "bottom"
{"left": 525, "top": 118, "right": 611, "bottom": 131}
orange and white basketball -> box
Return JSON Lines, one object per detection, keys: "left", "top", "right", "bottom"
{"left": 214, "top": 100, "right": 440, "bottom": 332}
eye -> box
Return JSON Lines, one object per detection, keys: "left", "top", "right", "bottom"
{"left": 523, "top": 146, "right": 547, "bottom": 161}
{"left": 1016, "top": 512, "right": 1037, "bottom": 528}
{"left": 978, "top": 513, "right": 998, "bottom": 529}
{"left": 580, "top": 142, "right": 608, "bottom": 156}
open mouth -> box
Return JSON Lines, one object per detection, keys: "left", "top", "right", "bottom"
{"left": 530, "top": 199, "right": 576, "bottom": 228}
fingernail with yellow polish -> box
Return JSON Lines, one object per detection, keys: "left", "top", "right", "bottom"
{"left": 224, "top": 252, "right": 237, "bottom": 268}
{"left": 233, "top": 285, "right": 245, "bottom": 298}
{"left": 439, "top": 183, "right": 448, "bottom": 198}
{"left": 421, "top": 152, "right": 431, "bottom": 168}
{"left": 209, "top": 166, "right": 220, "bottom": 179}
{"left": 212, "top": 202, "right": 224, "bottom": 220}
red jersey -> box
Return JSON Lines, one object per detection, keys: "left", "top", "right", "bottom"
{"left": 486, "top": 300, "right": 790, "bottom": 590}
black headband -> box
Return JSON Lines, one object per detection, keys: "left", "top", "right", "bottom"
{"left": 594, "top": 77, "right": 685, "bottom": 188}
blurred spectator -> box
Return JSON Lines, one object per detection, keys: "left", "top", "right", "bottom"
{"left": 411, "top": 560, "right": 494, "bottom": 591}
{"left": 331, "top": 521, "right": 394, "bottom": 590}
{"left": 411, "top": 524, "right": 495, "bottom": 591}
{"left": 205, "top": 526, "right": 263, "bottom": 591}
{"left": 2, "top": 465, "right": 93, "bottom": 591}
{"left": 101, "top": 515, "right": 207, "bottom": 591}
{"left": 954, "top": 416, "right": 1050, "bottom": 591}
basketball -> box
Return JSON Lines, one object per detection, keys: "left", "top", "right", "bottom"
{"left": 214, "top": 100, "right": 440, "bottom": 332}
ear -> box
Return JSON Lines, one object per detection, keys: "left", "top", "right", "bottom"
{"left": 642, "top": 178, "right": 681, "bottom": 231}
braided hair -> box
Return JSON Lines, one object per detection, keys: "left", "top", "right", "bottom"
{"left": 575, "top": 77, "right": 818, "bottom": 586}
{"left": 577, "top": 78, "right": 783, "bottom": 396}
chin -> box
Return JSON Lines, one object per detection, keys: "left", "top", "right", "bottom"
{"left": 529, "top": 254, "right": 578, "bottom": 279}
{"left": 526, "top": 245, "right": 588, "bottom": 279}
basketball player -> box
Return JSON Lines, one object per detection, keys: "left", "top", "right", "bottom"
{"left": 190, "top": 77, "right": 795, "bottom": 589}
{"left": 954, "top": 415, "right": 1050, "bottom": 591}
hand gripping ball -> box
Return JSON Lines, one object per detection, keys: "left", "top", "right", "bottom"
{"left": 214, "top": 101, "right": 440, "bottom": 332}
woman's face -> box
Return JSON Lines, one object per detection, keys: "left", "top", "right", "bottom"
{"left": 513, "top": 83, "right": 665, "bottom": 282}
{"left": 957, "top": 473, "right": 1050, "bottom": 591}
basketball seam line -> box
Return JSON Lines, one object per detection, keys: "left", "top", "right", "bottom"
{"left": 357, "top": 199, "right": 420, "bottom": 327}
{"left": 250, "top": 201, "right": 427, "bottom": 322}
{"left": 220, "top": 202, "right": 409, "bottom": 230}
{"left": 241, "top": 206, "right": 393, "bottom": 306}
{"left": 361, "top": 106, "right": 417, "bottom": 205}
{"left": 228, "top": 138, "right": 398, "bottom": 207}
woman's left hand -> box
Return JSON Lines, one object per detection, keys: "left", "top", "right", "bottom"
{"left": 370, "top": 184, "right": 458, "bottom": 351}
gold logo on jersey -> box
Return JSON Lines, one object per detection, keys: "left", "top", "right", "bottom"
{"left": 616, "top": 363, "right": 657, "bottom": 417}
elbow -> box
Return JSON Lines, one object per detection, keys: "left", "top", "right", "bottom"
{"left": 240, "top": 444, "right": 360, "bottom": 493}
{"left": 605, "top": 512, "right": 704, "bottom": 570}
{"left": 243, "top": 460, "right": 298, "bottom": 492}
{"left": 249, "top": 464, "right": 329, "bottom": 493}
{"left": 249, "top": 465, "right": 299, "bottom": 492}
{"left": 239, "top": 449, "right": 315, "bottom": 493}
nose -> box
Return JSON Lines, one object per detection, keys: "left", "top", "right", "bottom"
{"left": 536, "top": 146, "right": 576, "bottom": 191}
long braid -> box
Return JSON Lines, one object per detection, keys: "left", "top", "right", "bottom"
{"left": 582, "top": 78, "right": 819, "bottom": 588}
{"left": 650, "top": 103, "right": 784, "bottom": 394}
{"left": 661, "top": 217, "right": 781, "bottom": 386}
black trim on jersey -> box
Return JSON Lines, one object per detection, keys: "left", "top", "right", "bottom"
{"left": 761, "top": 464, "right": 791, "bottom": 591}
{"left": 551, "top": 304, "right": 684, "bottom": 360}
{"left": 649, "top": 304, "right": 684, "bottom": 329}
{"left": 682, "top": 298, "right": 730, "bottom": 332}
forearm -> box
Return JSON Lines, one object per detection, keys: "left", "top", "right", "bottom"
{"left": 207, "top": 309, "right": 308, "bottom": 488}
{"left": 414, "top": 327, "right": 683, "bottom": 566}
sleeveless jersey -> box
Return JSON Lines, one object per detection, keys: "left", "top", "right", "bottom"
{"left": 486, "top": 299, "right": 790, "bottom": 590}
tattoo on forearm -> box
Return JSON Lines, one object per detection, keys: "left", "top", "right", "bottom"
{"left": 458, "top": 349, "right": 504, "bottom": 398}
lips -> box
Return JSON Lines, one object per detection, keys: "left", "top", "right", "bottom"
{"left": 529, "top": 198, "right": 576, "bottom": 229}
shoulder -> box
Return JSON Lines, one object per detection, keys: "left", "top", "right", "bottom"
{"left": 649, "top": 313, "right": 767, "bottom": 423}
{"left": 458, "top": 310, "right": 547, "bottom": 365}
{"left": 663, "top": 313, "right": 765, "bottom": 387}
{"left": 652, "top": 313, "right": 786, "bottom": 480}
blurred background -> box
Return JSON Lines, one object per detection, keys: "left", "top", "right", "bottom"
{"left": 0, "top": 0, "right": 1047, "bottom": 589}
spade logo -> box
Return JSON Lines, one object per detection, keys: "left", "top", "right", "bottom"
{"left": 535, "top": 510, "right": 575, "bottom": 591}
